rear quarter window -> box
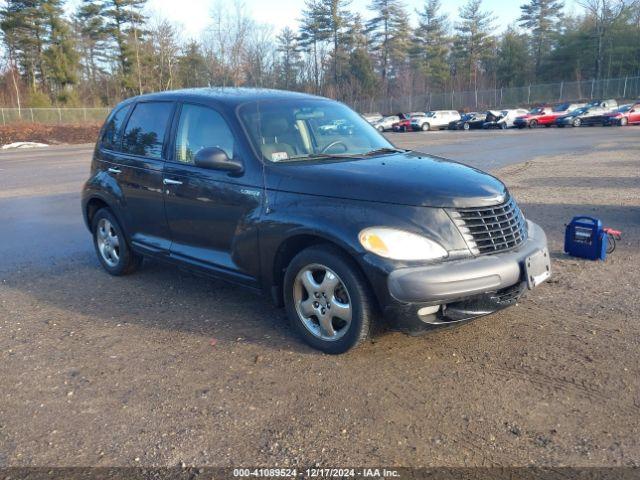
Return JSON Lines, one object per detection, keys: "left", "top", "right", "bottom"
{"left": 100, "top": 104, "right": 132, "bottom": 151}
{"left": 122, "top": 102, "right": 174, "bottom": 159}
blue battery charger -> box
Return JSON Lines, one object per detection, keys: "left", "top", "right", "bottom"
{"left": 564, "top": 216, "right": 608, "bottom": 261}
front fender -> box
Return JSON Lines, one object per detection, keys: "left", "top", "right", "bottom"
{"left": 259, "top": 191, "right": 468, "bottom": 307}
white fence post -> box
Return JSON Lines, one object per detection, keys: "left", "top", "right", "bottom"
{"left": 622, "top": 76, "right": 628, "bottom": 99}
{"left": 1, "top": 108, "right": 4, "bottom": 126}
{"left": 527, "top": 84, "right": 531, "bottom": 104}
{"left": 559, "top": 81, "right": 564, "bottom": 101}
{"left": 30, "top": 108, "right": 34, "bottom": 122}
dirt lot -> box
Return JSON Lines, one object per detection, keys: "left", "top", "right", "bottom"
{"left": 0, "top": 132, "right": 639, "bottom": 469}
{"left": 0, "top": 122, "right": 101, "bottom": 146}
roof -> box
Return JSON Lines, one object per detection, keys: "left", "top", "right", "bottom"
{"left": 121, "top": 87, "right": 329, "bottom": 107}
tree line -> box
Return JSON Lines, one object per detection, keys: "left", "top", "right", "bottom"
{"left": 1, "top": 0, "right": 639, "bottom": 111}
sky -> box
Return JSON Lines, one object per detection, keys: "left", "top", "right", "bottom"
{"left": 140, "top": 0, "right": 581, "bottom": 40}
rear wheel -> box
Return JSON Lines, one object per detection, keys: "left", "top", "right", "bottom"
{"left": 377, "top": 125, "right": 384, "bottom": 132}
{"left": 500, "top": 122, "right": 508, "bottom": 130}
{"left": 92, "top": 208, "right": 142, "bottom": 276}
{"left": 529, "top": 119, "right": 538, "bottom": 128}
{"left": 284, "top": 245, "right": 375, "bottom": 354}
{"left": 573, "top": 118, "right": 581, "bottom": 127}
{"left": 463, "top": 122, "right": 470, "bottom": 131}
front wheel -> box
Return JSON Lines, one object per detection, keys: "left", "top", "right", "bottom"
{"left": 463, "top": 123, "right": 470, "bottom": 131}
{"left": 529, "top": 120, "right": 538, "bottom": 128}
{"left": 92, "top": 208, "right": 142, "bottom": 276}
{"left": 573, "top": 118, "right": 581, "bottom": 127}
{"left": 421, "top": 123, "right": 430, "bottom": 131}
{"left": 284, "top": 245, "right": 375, "bottom": 354}
{"left": 377, "top": 126, "right": 384, "bottom": 132}
{"left": 500, "top": 122, "right": 508, "bottom": 130}
{"left": 620, "top": 117, "right": 628, "bottom": 126}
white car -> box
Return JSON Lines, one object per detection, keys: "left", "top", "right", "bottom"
{"left": 362, "top": 113, "right": 383, "bottom": 124}
{"left": 483, "top": 109, "right": 529, "bottom": 129}
{"left": 411, "top": 111, "right": 461, "bottom": 131}
{"left": 372, "top": 115, "right": 400, "bottom": 132}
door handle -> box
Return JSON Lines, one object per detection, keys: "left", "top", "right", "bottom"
{"left": 163, "top": 178, "right": 183, "bottom": 186}
{"left": 108, "top": 167, "right": 122, "bottom": 175}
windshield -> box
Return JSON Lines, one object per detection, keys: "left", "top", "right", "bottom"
{"left": 617, "top": 105, "right": 632, "bottom": 113}
{"left": 238, "top": 99, "right": 396, "bottom": 163}
{"left": 530, "top": 107, "right": 545, "bottom": 115}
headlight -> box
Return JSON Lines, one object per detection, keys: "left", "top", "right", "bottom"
{"left": 358, "top": 227, "right": 448, "bottom": 261}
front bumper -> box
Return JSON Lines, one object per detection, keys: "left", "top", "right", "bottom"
{"left": 385, "top": 221, "right": 550, "bottom": 331}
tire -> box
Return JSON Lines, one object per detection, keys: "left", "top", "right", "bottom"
{"left": 283, "top": 245, "right": 375, "bottom": 354}
{"left": 421, "top": 122, "right": 430, "bottom": 131}
{"left": 500, "top": 122, "right": 508, "bottom": 130}
{"left": 92, "top": 208, "right": 142, "bottom": 276}
{"left": 463, "top": 122, "right": 470, "bottom": 131}
{"left": 529, "top": 119, "right": 538, "bottom": 128}
{"left": 620, "top": 117, "right": 628, "bottom": 126}
{"left": 377, "top": 126, "right": 384, "bottom": 132}
{"left": 573, "top": 118, "right": 581, "bottom": 127}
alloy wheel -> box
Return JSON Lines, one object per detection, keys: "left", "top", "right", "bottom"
{"left": 293, "top": 264, "right": 352, "bottom": 341}
{"left": 96, "top": 218, "right": 120, "bottom": 268}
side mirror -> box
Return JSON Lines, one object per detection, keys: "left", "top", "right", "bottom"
{"left": 194, "top": 147, "right": 243, "bottom": 174}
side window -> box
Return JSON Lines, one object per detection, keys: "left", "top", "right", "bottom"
{"left": 101, "top": 104, "right": 131, "bottom": 151}
{"left": 122, "top": 102, "right": 173, "bottom": 159}
{"left": 175, "top": 104, "right": 234, "bottom": 164}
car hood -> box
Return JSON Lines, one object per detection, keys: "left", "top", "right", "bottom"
{"left": 265, "top": 152, "right": 508, "bottom": 208}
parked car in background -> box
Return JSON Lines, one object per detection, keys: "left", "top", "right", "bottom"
{"left": 82, "top": 88, "right": 550, "bottom": 353}
{"left": 362, "top": 113, "right": 383, "bottom": 124}
{"left": 318, "top": 119, "right": 355, "bottom": 135}
{"left": 483, "top": 109, "right": 529, "bottom": 129}
{"left": 411, "top": 110, "right": 461, "bottom": 131}
{"left": 393, "top": 112, "right": 426, "bottom": 132}
{"left": 555, "top": 102, "right": 616, "bottom": 127}
{"left": 513, "top": 106, "right": 556, "bottom": 128}
{"left": 449, "top": 112, "right": 486, "bottom": 130}
{"left": 373, "top": 115, "right": 400, "bottom": 132}
{"left": 602, "top": 103, "right": 640, "bottom": 126}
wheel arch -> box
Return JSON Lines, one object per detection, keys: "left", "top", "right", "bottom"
{"left": 269, "top": 232, "right": 373, "bottom": 308}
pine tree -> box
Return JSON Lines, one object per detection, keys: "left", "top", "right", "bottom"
{"left": 413, "top": 0, "right": 450, "bottom": 90}
{"left": 518, "top": 0, "right": 564, "bottom": 79}
{"left": 452, "top": 0, "right": 495, "bottom": 90}
{"left": 366, "top": 0, "right": 411, "bottom": 87}
{"left": 299, "top": 0, "right": 330, "bottom": 93}
{"left": 102, "top": 0, "right": 147, "bottom": 94}
{"left": 277, "top": 27, "right": 302, "bottom": 89}
{"left": 177, "top": 40, "right": 209, "bottom": 88}
{"left": 42, "top": 0, "right": 79, "bottom": 101}
{"left": 318, "top": 0, "right": 353, "bottom": 92}
{"left": 74, "top": 0, "right": 110, "bottom": 89}
{"left": 496, "top": 28, "right": 531, "bottom": 86}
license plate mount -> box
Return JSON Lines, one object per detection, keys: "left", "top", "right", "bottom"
{"left": 524, "top": 248, "right": 551, "bottom": 289}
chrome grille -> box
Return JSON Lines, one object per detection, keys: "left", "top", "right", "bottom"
{"left": 450, "top": 196, "right": 528, "bottom": 255}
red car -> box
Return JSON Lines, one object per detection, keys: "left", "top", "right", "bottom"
{"left": 514, "top": 102, "right": 584, "bottom": 128}
{"left": 392, "top": 112, "right": 425, "bottom": 132}
{"left": 603, "top": 103, "right": 640, "bottom": 126}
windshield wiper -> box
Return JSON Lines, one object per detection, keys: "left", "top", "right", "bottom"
{"left": 286, "top": 148, "right": 406, "bottom": 162}
{"left": 362, "top": 147, "right": 407, "bottom": 156}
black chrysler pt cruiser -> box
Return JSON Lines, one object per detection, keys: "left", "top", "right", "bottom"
{"left": 82, "top": 88, "right": 551, "bottom": 354}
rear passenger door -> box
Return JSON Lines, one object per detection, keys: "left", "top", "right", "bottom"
{"left": 111, "top": 101, "right": 175, "bottom": 253}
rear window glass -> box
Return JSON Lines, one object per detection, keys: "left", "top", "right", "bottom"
{"left": 122, "top": 102, "right": 174, "bottom": 159}
{"left": 101, "top": 104, "right": 132, "bottom": 151}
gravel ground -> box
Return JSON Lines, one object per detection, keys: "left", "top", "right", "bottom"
{"left": 0, "top": 132, "right": 639, "bottom": 468}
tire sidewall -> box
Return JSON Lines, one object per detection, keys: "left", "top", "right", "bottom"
{"left": 421, "top": 123, "right": 430, "bottom": 131}
{"left": 92, "top": 208, "right": 133, "bottom": 276}
{"left": 283, "top": 246, "right": 372, "bottom": 354}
